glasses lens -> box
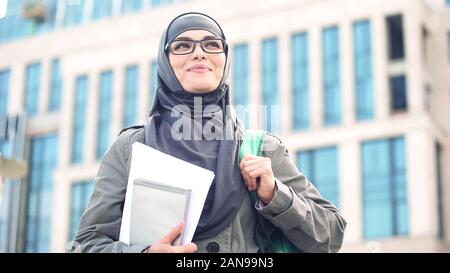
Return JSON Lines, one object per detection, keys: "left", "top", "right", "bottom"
{"left": 201, "top": 39, "right": 224, "bottom": 53}
{"left": 170, "top": 40, "right": 194, "bottom": 54}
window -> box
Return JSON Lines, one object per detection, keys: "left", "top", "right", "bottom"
{"left": 25, "top": 134, "right": 58, "bottom": 253}
{"left": 64, "top": 0, "right": 85, "bottom": 26}
{"left": 92, "top": 0, "right": 113, "bottom": 20}
{"left": 354, "top": 20, "right": 374, "bottom": 121}
{"left": 292, "top": 32, "right": 310, "bottom": 130}
{"left": 322, "top": 26, "right": 341, "bottom": 126}
{"left": 151, "top": 0, "right": 173, "bottom": 7}
{"left": 150, "top": 61, "right": 157, "bottom": 109}
{"left": 122, "top": 0, "right": 143, "bottom": 13}
{"left": 0, "top": 69, "right": 10, "bottom": 115}
{"left": 24, "top": 63, "right": 41, "bottom": 117}
{"left": 48, "top": 59, "right": 62, "bottom": 112}
{"left": 233, "top": 44, "right": 250, "bottom": 128}
{"left": 96, "top": 71, "right": 113, "bottom": 160}
{"left": 390, "top": 75, "right": 407, "bottom": 111}
{"left": 362, "top": 137, "right": 408, "bottom": 239}
{"left": 69, "top": 181, "right": 94, "bottom": 242}
{"left": 71, "top": 75, "right": 88, "bottom": 164}
{"left": 0, "top": 0, "right": 57, "bottom": 43}
{"left": 261, "top": 38, "right": 279, "bottom": 133}
{"left": 447, "top": 0, "right": 450, "bottom": 6}
{"left": 386, "top": 14, "right": 405, "bottom": 61}
{"left": 297, "top": 147, "right": 339, "bottom": 207}
{"left": 123, "top": 65, "right": 139, "bottom": 128}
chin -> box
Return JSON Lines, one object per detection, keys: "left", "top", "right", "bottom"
{"left": 184, "top": 82, "right": 217, "bottom": 93}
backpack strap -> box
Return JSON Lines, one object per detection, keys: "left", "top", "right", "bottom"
{"left": 239, "top": 130, "right": 266, "bottom": 160}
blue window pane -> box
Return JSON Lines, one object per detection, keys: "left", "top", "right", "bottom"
{"left": 64, "top": 0, "right": 85, "bottom": 26}
{"left": 362, "top": 137, "right": 408, "bottom": 239}
{"left": 0, "top": 69, "right": 10, "bottom": 115}
{"left": 151, "top": 0, "right": 172, "bottom": 6}
{"left": 49, "top": 59, "right": 62, "bottom": 112}
{"left": 97, "top": 71, "right": 113, "bottom": 160}
{"left": 71, "top": 75, "right": 88, "bottom": 164}
{"left": 25, "top": 63, "right": 41, "bottom": 117}
{"left": 292, "top": 33, "right": 310, "bottom": 130}
{"left": 123, "top": 65, "right": 139, "bottom": 128}
{"left": 69, "top": 181, "right": 94, "bottom": 242}
{"left": 353, "top": 20, "right": 374, "bottom": 121}
{"left": 92, "top": 0, "right": 113, "bottom": 20}
{"left": 233, "top": 44, "right": 250, "bottom": 128}
{"left": 390, "top": 75, "right": 407, "bottom": 111}
{"left": 0, "top": 0, "right": 57, "bottom": 43}
{"left": 122, "top": 0, "right": 143, "bottom": 13}
{"left": 386, "top": 14, "right": 405, "bottom": 61}
{"left": 25, "top": 134, "right": 58, "bottom": 253}
{"left": 150, "top": 62, "right": 157, "bottom": 109}
{"left": 261, "top": 38, "right": 279, "bottom": 133}
{"left": 297, "top": 147, "right": 339, "bottom": 208}
{"left": 322, "top": 27, "right": 341, "bottom": 126}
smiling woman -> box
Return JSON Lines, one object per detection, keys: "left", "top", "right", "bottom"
{"left": 74, "top": 12, "right": 346, "bottom": 254}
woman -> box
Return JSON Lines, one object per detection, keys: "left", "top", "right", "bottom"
{"left": 74, "top": 12, "right": 346, "bottom": 253}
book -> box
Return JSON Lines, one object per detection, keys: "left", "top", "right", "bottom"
{"left": 130, "top": 178, "right": 191, "bottom": 247}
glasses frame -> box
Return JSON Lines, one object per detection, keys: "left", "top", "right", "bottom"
{"left": 165, "top": 38, "right": 227, "bottom": 55}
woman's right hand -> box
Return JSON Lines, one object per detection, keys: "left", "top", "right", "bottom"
{"left": 145, "top": 221, "right": 198, "bottom": 253}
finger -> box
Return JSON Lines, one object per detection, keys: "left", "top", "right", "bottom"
{"left": 240, "top": 155, "right": 259, "bottom": 169}
{"left": 242, "top": 169, "right": 255, "bottom": 191}
{"left": 243, "top": 160, "right": 267, "bottom": 174}
{"left": 170, "top": 243, "right": 198, "bottom": 253}
{"left": 159, "top": 221, "right": 184, "bottom": 244}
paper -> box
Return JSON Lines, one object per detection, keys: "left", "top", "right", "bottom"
{"left": 119, "top": 142, "right": 215, "bottom": 246}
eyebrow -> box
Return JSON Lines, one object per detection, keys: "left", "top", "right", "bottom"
{"left": 173, "top": 35, "right": 219, "bottom": 40}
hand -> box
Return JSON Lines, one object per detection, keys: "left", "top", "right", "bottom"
{"left": 145, "top": 221, "right": 198, "bottom": 253}
{"left": 240, "top": 155, "right": 276, "bottom": 205}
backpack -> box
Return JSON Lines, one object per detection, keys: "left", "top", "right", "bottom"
{"left": 239, "top": 130, "right": 302, "bottom": 253}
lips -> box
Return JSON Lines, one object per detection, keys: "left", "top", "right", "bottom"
{"left": 187, "top": 64, "right": 212, "bottom": 73}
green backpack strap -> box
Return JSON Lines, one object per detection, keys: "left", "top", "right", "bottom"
{"left": 239, "top": 130, "right": 266, "bottom": 161}
{"left": 239, "top": 130, "right": 302, "bottom": 253}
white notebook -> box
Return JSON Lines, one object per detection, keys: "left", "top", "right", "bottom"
{"left": 119, "top": 142, "right": 215, "bottom": 246}
{"left": 130, "top": 178, "right": 191, "bottom": 247}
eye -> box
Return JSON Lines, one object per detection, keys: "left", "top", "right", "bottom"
{"left": 203, "top": 40, "right": 222, "bottom": 49}
{"left": 172, "top": 41, "right": 193, "bottom": 51}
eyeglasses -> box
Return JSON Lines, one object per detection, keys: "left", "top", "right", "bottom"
{"left": 166, "top": 38, "right": 226, "bottom": 55}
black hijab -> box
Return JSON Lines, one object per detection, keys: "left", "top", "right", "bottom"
{"left": 145, "top": 12, "right": 247, "bottom": 241}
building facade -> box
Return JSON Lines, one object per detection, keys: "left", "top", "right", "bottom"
{"left": 0, "top": 0, "right": 449, "bottom": 252}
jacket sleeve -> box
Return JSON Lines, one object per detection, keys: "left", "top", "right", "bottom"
{"left": 73, "top": 131, "right": 147, "bottom": 253}
{"left": 255, "top": 134, "right": 347, "bottom": 253}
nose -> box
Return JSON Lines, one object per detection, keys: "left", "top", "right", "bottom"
{"left": 191, "top": 42, "right": 207, "bottom": 60}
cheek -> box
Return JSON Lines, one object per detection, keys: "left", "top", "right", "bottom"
{"left": 169, "top": 55, "right": 185, "bottom": 79}
{"left": 214, "top": 57, "right": 226, "bottom": 80}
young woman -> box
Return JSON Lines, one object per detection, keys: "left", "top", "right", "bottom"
{"left": 74, "top": 12, "right": 346, "bottom": 253}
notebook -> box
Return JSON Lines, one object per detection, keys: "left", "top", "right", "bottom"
{"left": 130, "top": 178, "right": 191, "bottom": 247}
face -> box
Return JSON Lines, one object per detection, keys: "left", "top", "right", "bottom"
{"left": 168, "top": 30, "right": 226, "bottom": 94}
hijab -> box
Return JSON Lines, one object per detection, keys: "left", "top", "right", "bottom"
{"left": 145, "top": 12, "right": 247, "bottom": 240}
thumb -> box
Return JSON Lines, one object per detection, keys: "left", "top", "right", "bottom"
{"left": 159, "top": 221, "right": 184, "bottom": 245}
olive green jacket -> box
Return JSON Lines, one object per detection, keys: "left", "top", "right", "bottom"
{"left": 74, "top": 127, "right": 346, "bottom": 253}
